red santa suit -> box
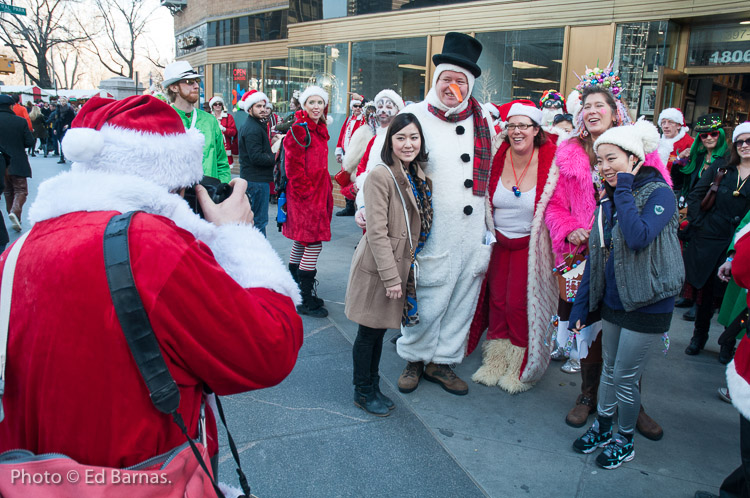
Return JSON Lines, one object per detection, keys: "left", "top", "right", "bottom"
{"left": 657, "top": 108, "right": 694, "bottom": 173}
{"left": 335, "top": 100, "right": 366, "bottom": 158}
{"left": 727, "top": 223, "right": 750, "bottom": 421}
{"left": 0, "top": 95, "right": 303, "bottom": 472}
{"left": 209, "top": 96, "right": 237, "bottom": 166}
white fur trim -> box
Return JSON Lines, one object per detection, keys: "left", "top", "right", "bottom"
{"left": 326, "top": 115, "right": 334, "bottom": 126}
{"left": 239, "top": 91, "right": 269, "bottom": 112}
{"left": 507, "top": 103, "right": 543, "bottom": 126}
{"left": 472, "top": 339, "right": 510, "bottom": 386}
{"left": 335, "top": 147, "right": 344, "bottom": 157}
{"left": 658, "top": 127, "right": 687, "bottom": 165}
{"left": 208, "top": 96, "right": 224, "bottom": 108}
{"left": 218, "top": 482, "right": 244, "bottom": 498}
{"left": 727, "top": 359, "right": 750, "bottom": 420}
{"left": 64, "top": 124, "right": 204, "bottom": 192}
{"left": 658, "top": 108, "right": 684, "bottom": 127}
{"left": 373, "top": 89, "right": 405, "bottom": 111}
{"left": 594, "top": 118, "right": 660, "bottom": 162}
{"left": 299, "top": 85, "right": 328, "bottom": 106}
{"left": 350, "top": 99, "right": 362, "bottom": 110}
{"left": 734, "top": 122, "right": 750, "bottom": 143}
{"left": 735, "top": 223, "right": 750, "bottom": 248}
{"left": 342, "top": 125, "right": 375, "bottom": 175}
{"left": 28, "top": 170, "right": 301, "bottom": 305}
{"left": 61, "top": 127, "right": 104, "bottom": 162}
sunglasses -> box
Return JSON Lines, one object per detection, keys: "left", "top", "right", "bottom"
{"left": 736, "top": 138, "right": 750, "bottom": 148}
{"left": 212, "top": 102, "right": 223, "bottom": 107}
{"left": 699, "top": 131, "right": 720, "bottom": 140}
{"left": 181, "top": 78, "right": 201, "bottom": 86}
{"left": 352, "top": 104, "right": 362, "bottom": 108}
{"left": 553, "top": 113, "right": 573, "bottom": 124}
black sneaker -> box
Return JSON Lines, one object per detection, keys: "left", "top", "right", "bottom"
{"left": 595, "top": 433, "right": 635, "bottom": 469}
{"left": 573, "top": 421, "right": 612, "bottom": 454}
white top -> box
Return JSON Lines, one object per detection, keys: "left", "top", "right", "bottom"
{"left": 492, "top": 183, "right": 536, "bottom": 239}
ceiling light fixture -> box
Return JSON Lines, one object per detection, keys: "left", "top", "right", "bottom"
{"left": 523, "top": 77, "right": 558, "bottom": 84}
{"left": 512, "top": 61, "right": 547, "bottom": 70}
{"left": 398, "top": 64, "right": 426, "bottom": 71}
{"left": 741, "top": 20, "right": 750, "bottom": 25}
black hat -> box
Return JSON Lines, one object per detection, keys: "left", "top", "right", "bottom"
{"left": 432, "top": 32, "right": 483, "bottom": 78}
{"left": 0, "top": 94, "right": 13, "bottom": 108}
{"left": 694, "top": 113, "right": 722, "bottom": 133}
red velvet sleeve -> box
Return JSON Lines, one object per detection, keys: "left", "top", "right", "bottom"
{"left": 224, "top": 114, "right": 237, "bottom": 139}
{"left": 336, "top": 118, "right": 348, "bottom": 149}
{"left": 357, "top": 137, "right": 376, "bottom": 176}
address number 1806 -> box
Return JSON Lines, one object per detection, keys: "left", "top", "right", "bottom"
{"left": 709, "top": 50, "right": 750, "bottom": 64}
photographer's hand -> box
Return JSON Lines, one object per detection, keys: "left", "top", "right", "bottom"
{"left": 197, "top": 178, "right": 254, "bottom": 226}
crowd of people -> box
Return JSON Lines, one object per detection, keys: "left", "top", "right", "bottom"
{"left": 1, "top": 29, "right": 750, "bottom": 497}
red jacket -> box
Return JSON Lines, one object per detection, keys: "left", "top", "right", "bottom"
{"left": 0, "top": 211, "right": 303, "bottom": 468}
{"left": 336, "top": 115, "right": 366, "bottom": 155}
{"left": 282, "top": 111, "right": 333, "bottom": 243}
{"left": 12, "top": 104, "right": 32, "bottom": 131}
{"left": 218, "top": 113, "right": 238, "bottom": 162}
{"left": 727, "top": 225, "right": 750, "bottom": 421}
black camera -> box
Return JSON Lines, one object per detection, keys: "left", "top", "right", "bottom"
{"left": 183, "top": 177, "right": 233, "bottom": 218}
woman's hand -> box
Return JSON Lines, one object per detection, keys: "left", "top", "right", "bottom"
{"left": 718, "top": 260, "right": 733, "bottom": 282}
{"left": 386, "top": 284, "right": 403, "bottom": 300}
{"left": 355, "top": 208, "right": 367, "bottom": 229}
{"left": 570, "top": 319, "right": 583, "bottom": 334}
{"left": 567, "top": 228, "right": 590, "bottom": 246}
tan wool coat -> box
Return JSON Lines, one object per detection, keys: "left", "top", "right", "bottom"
{"left": 345, "top": 160, "right": 427, "bottom": 330}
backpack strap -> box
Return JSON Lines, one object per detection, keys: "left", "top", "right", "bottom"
{"left": 103, "top": 211, "right": 253, "bottom": 498}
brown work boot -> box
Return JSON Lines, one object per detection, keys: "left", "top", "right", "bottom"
{"left": 566, "top": 361, "right": 602, "bottom": 427}
{"left": 423, "top": 363, "right": 469, "bottom": 396}
{"left": 636, "top": 406, "right": 663, "bottom": 441}
{"left": 397, "top": 361, "right": 424, "bottom": 394}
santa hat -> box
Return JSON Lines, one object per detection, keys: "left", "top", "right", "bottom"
{"left": 350, "top": 99, "right": 362, "bottom": 110}
{"left": 594, "top": 118, "right": 660, "bottom": 162}
{"left": 482, "top": 102, "right": 500, "bottom": 119}
{"left": 507, "top": 101, "right": 543, "bottom": 125}
{"left": 373, "top": 89, "right": 405, "bottom": 111}
{"left": 658, "top": 108, "right": 685, "bottom": 127}
{"left": 61, "top": 95, "right": 204, "bottom": 191}
{"left": 208, "top": 96, "right": 224, "bottom": 108}
{"left": 238, "top": 89, "right": 269, "bottom": 112}
{"left": 265, "top": 101, "right": 274, "bottom": 109}
{"left": 299, "top": 86, "right": 328, "bottom": 106}
{"left": 733, "top": 122, "right": 750, "bottom": 143}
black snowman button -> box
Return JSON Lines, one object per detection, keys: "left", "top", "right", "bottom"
{"left": 461, "top": 153, "right": 471, "bottom": 163}
{"left": 464, "top": 205, "right": 473, "bottom": 215}
{"left": 464, "top": 179, "right": 473, "bottom": 188}
{"left": 456, "top": 125, "right": 465, "bottom": 135}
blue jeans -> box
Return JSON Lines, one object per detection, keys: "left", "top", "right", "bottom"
{"left": 246, "top": 181, "right": 270, "bottom": 236}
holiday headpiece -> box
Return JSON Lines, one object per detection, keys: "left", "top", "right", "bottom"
{"left": 299, "top": 85, "right": 329, "bottom": 106}
{"left": 482, "top": 102, "right": 500, "bottom": 119}
{"left": 694, "top": 113, "right": 722, "bottom": 133}
{"left": 349, "top": 98, "right": 362, "bottom": 110}
{"left": 162, "top": 61, "right": 203, "bottom": 88}
{"left": 594, "top": 118, "right": 660, "bottom": 162}
{"left": 539, "top": 90, "right": 566, "bottom": 112}
{"left": 572, "top": 62, "right": 631, "bottom": 137}
{"left": 432, "top": 32, "right": 482, "bottom": 78}
{"left": 238, "top": 89, "right": 269, "bottom": 112}
{"left": 497, "top": 99, "right": 535, "bottom": 123}
{"left": 373, "top": 89, "right": 405, "bottom": 111}
{"left": 265, "top": 101, "right": 274, "bottom": 109}
{"left": 658, "top": 108, "right": 684, "bottom": 127}
{"left": 734, "top": 122, "right": 750, "bottom": 143}
{"left": 507, "top": 101, "right": 543, "bottom": 125}
{"left": 61, "top": 95, "right": 204, "bottom": 191}
{"left": 208, "top": 96, "right": 224, "bottom": 108}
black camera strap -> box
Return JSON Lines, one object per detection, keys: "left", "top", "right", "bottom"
{"left": 103, "top": 211, "right": 253, "bottom": 498}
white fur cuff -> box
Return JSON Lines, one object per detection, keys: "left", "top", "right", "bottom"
{"left": 727, "top": 360, "right": 750, "bottom": 420}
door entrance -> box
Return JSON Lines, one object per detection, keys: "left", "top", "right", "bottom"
{"left": 680, "top": 73, "right": 750, "bottom": 129}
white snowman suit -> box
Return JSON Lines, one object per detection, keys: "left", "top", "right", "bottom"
{"left": 396, "top": 63, "right": 496, "bottom": 365}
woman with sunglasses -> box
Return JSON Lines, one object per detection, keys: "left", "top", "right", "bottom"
{"left": 679, "top": 114, "right": 729, "bottom": 198}
{"left": 209, "top": 96, "right": 237, "bottom": 166}
{"left": 682, "top": 118, "right": 750, "bottom": 356}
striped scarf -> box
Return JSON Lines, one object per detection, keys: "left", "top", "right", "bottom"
{"left": 427, "top": 96, "right": 491, "bottom": 197}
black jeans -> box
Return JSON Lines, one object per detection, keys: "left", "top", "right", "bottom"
{"left": 720, "top": 414, "right": 750, "bottom": 498}
{"left": 696, "top": 271, "right": 723, "bottom": 337}
{"left": 352, "top": 324, "right": 386, "bottom": 388}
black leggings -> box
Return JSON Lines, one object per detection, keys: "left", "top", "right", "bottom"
{"left": 352, "top": 325, "right": 387, "bottom": 387}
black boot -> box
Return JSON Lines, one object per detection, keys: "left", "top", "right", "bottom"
{"left": 288, "top": 263, "right": 299, "bottom": 284}
{"left": 336, "top": 199, "right": 356, "bottom": 217}
{"left": 675, "top": 297, "right": 693, "bottom": 308}
{"left": 353, "top": 384, "right": 390, "bottom": 416}
{"left": 685, "top": 330, "right": 708, "bottom": 355}
{"left": 719, "top": 342, "right": 736, "bottom": 364}
{"left": 683, "top": 304, "right": 697, "bottom": 321}
{"left": 372, "top": 374, "right": 395, "bottom": 410}
{"left": 297, "top": 269, "right": 328, "bottom": 317}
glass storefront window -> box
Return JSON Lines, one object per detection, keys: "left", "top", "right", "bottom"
{"left": 211, "top": 61, "right": 262, "bottom": 129}
{"left": 350, "top": 38, "right": 427, "bottom": 104}
{"left": 688, "top": 23, "right": 750, "bottom": 67}
{"left": 265, "top": 59, "right": 291, "bottom": 115}
{"left": 613, "top": 21, "right": 678, "bottom": 118}
{"left": 289, "top": 43, "right": 349, "bottom": 172}
{"left": 175, "top": 24, "right": 207, "bottom": 58}
{"left": 473, "top": 28, "right": 564, "bottom": 105}
{"left": 206, "top": 9, "right": 287, "bottom": 48}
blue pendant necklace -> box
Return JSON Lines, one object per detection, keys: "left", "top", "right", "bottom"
{"left": 510, "top": 148, "right": 535, "bottom": 197}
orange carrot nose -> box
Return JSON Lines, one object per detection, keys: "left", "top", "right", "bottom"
{"left": 448, "top": 83, "right": 464, "bottom": 103}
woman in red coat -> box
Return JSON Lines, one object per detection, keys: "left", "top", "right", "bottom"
{"left": 283, "top": 85, "right": 334, "bottom": 317}
{"left": 209, "top": 96, "right": 237, "bottom": 165}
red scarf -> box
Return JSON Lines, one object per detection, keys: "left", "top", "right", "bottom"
{"left": 427, "top": 96, "right": 491, "bottom": 197}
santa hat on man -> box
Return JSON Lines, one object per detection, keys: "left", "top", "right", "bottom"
{"left": 238, "top": 89, "right": 269, "bottom": 112}
{"left": 658, "top": 108, "right": 688, "bottom": 132}
{"left": 350, "top": 98, "right": 362, "bottom": 110}
{"left": 61, "top": 95, "right": 204, "bottom": 192}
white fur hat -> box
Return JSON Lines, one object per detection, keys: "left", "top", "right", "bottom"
{"left": 299, "top": 85, "right": 328, "bottom": 106}
{"left": 373, "top": 89, "right": 405, "bottom": 111}
{"left": 733, "top": 122, "right": 750, "bottom": 143}
{"left": 238, "top": 90, "right": 269, "bottom": 112}
{"left": 658, "top": 108, "right": 685, "bottom": 127}
{"left": 208, "top": 96, "right": 224, "bottom": 108}
{"left": 507, "top": 102, "right": 543, "bottom": 125}
{"left": 594, "top": 118, "right": 660, "bottom": 162}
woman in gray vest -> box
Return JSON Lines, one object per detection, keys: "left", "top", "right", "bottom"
{"left": 568, "top": 120, "right": 683, "bottom": 469}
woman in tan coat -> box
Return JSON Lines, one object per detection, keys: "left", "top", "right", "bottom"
{"left": 345, "top": 113, "right": 432, "bottom": 416}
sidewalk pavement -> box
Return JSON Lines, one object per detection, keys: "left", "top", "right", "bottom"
{"left": 15, "top": 156, "right": 741, "bottom": 497}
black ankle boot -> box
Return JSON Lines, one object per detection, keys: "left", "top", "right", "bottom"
{"left": 371, "top": 375, "right": 395, "bottom": 410}
{"left": 685, "top": 331, "right": 708, "bottom": 355}
{"left": 353, "top": 385, "right": 390, "bottom": 416}
{"left": 288, "top": 263, "right": 299, "bottom": 284}
{"left": 336, "top": 199, "right": 356, "bottom": 217}
{"left": 719, "top": 342, "right": 736, "bottom": 364}
{"left": 683, "top": 304, "right": 697, "bottom": 321}
{"left": 297, "top": 269, "right": 327, "bottom": 317}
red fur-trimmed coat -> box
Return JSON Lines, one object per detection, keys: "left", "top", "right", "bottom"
{"left": 727, "top": 223, "right": 750, "bottom": 421}
{"left": 219, "top": 113, "right": 237, "bottom": 164}
{"left": 282, "top": 110, "right": 333, "bottom": 243}
{"left": 467, "top": 138, "right": 559, "bottom": 384}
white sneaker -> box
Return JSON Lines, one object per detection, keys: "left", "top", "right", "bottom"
{"left": 8, "top": 213, "right": 21, "bottom": 232}
{"left": 561, "top": 358, "right": 581, "bottom": 374}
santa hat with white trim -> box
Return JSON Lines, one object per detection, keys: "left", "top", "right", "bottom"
{"left": 208, "top": 95, "right": 224, "bottom": 108}
{"left": 373, "top": 89, "right": 405, "bottom": 111}
{"left": 238, "top": 89, "right": 269, "bottom": 112}
{"left": 733, "top": 122, "right": 750, "bottom": 143}
{"left": 350, "top": 98, "right": 362, "bottom": 110}
{"left": 507, "top": 100, "right": 543, "bottom": 126}
{"left": 61, "top": 95, "right": 204, "bottom": 192}
{"left": 658, "top": 108, "right": 685, "bottom": 128}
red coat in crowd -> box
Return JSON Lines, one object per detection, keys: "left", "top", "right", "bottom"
{"left": 219, "top": 113, "right": 237, "bottom": 165}
{"left": 282, "top": 110, "right": 333, "bottom": 243}
{"left": 727, "top": 224, "right": 750, "bottom": 420}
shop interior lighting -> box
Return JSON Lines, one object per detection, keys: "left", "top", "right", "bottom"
{"left": 741, "top": 20, "right": 750, "bottom": 25}
{"left": 512, "top": 61, "right": 547, "bottom": 70}
{"left": 523, "top": 77, "right": 558, "bottom": 84}
{"left": 551, "top": 59, "right": 563, "bottom": 64}
{"left": 398, "top": 64, "right": 426, "bottom": 71}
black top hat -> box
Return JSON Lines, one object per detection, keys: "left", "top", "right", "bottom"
{"left": 694, "top": 113, "right": 723, "bottom": 133}
{"left": 432, "top": 32, "right": 483, "bottom": 78}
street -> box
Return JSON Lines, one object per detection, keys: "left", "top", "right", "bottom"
{"left": 14, "top": 154, "right": 740, "bottom": 497}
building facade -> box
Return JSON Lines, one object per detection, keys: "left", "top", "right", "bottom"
{"left": 171, "top": 0, "right": 750, "bottom": 174}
